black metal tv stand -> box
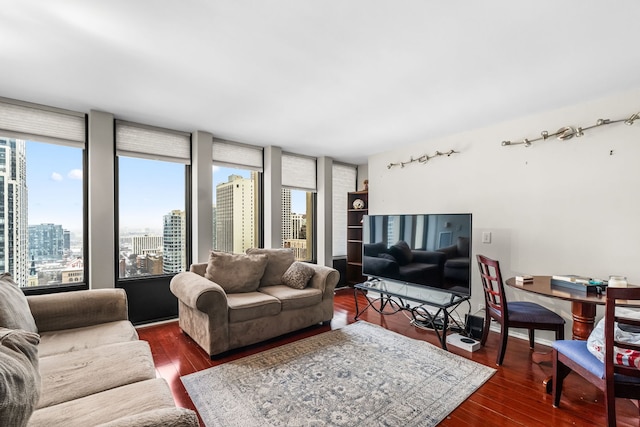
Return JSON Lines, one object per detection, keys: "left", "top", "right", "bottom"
{"left": 353, "top": 280, "right": 470, "bottom": 350}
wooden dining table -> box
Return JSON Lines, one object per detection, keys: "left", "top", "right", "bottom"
{"left": 504, "top": 275, "right": 610, "bottom": 340}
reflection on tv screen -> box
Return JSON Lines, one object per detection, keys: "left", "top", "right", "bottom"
{"left": 362, "top": 214, "right": 472, "bottom": 297}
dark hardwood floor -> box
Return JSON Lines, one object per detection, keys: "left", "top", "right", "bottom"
{"left": 137, "top": 289, "right": 639, "bottom": 426}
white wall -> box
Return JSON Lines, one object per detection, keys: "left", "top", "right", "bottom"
{"left": 368, "top": 88, "right": 640, "bottom": 341}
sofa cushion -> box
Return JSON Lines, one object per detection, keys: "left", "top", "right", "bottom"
{"left": 389, "top": 241, "right": 413, "bottom": 266}
{"left": 189, "top": 263, "right": 207, "bottom": 277}
{"left": 0, "top": 273, "right": 38, "bottom": 333}
{"left": 281, "top": 261, "right": 315, "bottom": 289}
{"left": 446, "top": 258, "right": 469, "bottom": 269}
{"left": 259, "top": 285, "right": 323, "bottom": 311}
{"left": 205, "top": 251, "right": 268, "bottom": 293}
{"left": 38, "top": 320, "right": 139, "bottom": 358}
{"left": 246, "top": 248, "right": 295, "bottom": 287}
{"left": 95, "top": 407, "right": 199, "bottom": 427}
{"left": 37, "top": 340, "right": 156, "bottom": 409}
{"left": 0, "top": 328, "right": 40, "bottom": 427}
{"left": 27, "top": 378, "right": 177, "bottom": 427}
{"left": 378, "top": 253, "right": 396, "bottom": 262}
{"left": 226, "top": 292, "right": 281, "bottom": 323}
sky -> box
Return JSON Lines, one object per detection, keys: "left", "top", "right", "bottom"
{"left": 26, "top": 141, "right": 306, "bottom": 234}
{"left": 26, "top": 141, "right": 83, "bottom": 233}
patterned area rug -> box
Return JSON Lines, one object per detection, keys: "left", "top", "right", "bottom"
{"left": 181, "top": 321, "right": 495, "bottom": 426}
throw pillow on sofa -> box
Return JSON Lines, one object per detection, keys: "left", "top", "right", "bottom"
{"left": 282, "top": 262, "right": 315, "bottom": 289}
{"left": 0, "top": 327, "right": 41, "bottom": 427}
{"left": 205, "top": 251, "right": 268, "bottom": 293}
{"left": 389, "top": 241, "right": 413, "bottom": 266}
{"left": 246, "top": 248, "right": 295, "bottom": 287}
{"left": 0, "top": 273, "right": 38, "bottom": 333}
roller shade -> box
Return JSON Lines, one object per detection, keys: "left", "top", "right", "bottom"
{"left": 0, "top": 97, "right": 85, "bottom": 147}
{"left": 282, "top": 152, "right": 316, "bottom": 191}
{"left": 116, "top": 120, "right": 191, "bottom": 164}
{"left": 212, "top": 138, "right": 263, "bottom": 171}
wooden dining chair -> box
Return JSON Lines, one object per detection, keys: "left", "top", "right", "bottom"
{"left": 552, "top": 286, "right": 640, "bottom": 426}
{"left": 476, "top": 255, "right": 565, "bottom": 366}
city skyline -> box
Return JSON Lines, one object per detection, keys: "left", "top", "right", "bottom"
{"left": 26, "top": 148, "right": 308, "bottom": 235}
{"left": 6, "top": 136, "right": 315, "bottom": 286}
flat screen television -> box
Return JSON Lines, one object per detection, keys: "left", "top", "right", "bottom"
{"left": 362, "top": 213, "right": 472, "bottom": 297}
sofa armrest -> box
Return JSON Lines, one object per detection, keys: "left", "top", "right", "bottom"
{"left": 96, "top": 407, "right": 200, "bottom": 427}
{"left": 170, "top": 272, "right": 228, "bottom": 314}
{"left": 362, "top": 256, "right": 399, "bottom": 277}
{"left": 305, "top": 263, "right": 339, "bottom": 298}
{"left": 27, "top": 289, "right": 129, "bottom": 333}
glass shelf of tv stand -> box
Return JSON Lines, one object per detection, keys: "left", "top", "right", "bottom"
{"left": 353, "top": 279, "right": 470, "bottom": 350}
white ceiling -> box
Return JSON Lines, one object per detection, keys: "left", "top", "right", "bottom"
{"left": 1, "top": 1, "right": 639, "bottom": 164}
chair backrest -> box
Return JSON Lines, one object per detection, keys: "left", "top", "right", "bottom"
{"left": 603, "top": 287, "right": 640, "bottom": 387}
{"left": 476, "top": 255, "right": 507, "bottom": 321}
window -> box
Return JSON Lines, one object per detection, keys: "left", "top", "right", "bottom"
{"left": 332, "top": 163, "right": 357, "bottom": 257}
{"left": 282, "top": 188, "right": 315, "bottom": 261}
{"left": 212, "top": 139, "right": 262, "bottom": 254}
{"left": 282, "top": 153, "right": 316, "bottom": 261}
{"left": 116, "top": 121, "right": 190, "bottom": 278}
{"left": 0, "top": 98, "right": 86, "bottom": 288}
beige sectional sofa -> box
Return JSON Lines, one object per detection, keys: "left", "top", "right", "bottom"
{"left": 0, "top": 273, "right": 198, "bottom": 427}
{"left": 170, "top": 248, "right": 339, "bottom": 357}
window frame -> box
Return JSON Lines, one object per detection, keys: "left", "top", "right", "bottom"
{"left": 0, "top": 97, "right": 89, "bottom": 295}
{"left": 212, "top": 138, "right": 264, "bottom": 254}
{"left": 114, "top": 121, "right": 192, "bottom": 283}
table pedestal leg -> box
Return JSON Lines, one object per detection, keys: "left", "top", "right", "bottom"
{"left": 571, "top": 301, "right": 596, "bottom": 340}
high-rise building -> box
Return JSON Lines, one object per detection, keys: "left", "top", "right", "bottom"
{"left": 63, "top": 229, "right": 71, "bottom": 254}
{"left": 29, "top": 223, "right": 65, "bottom": 262}
{"left": 163, "top": 210, "right": 185, "bottom": 274}
{"left": 131, "top": 234, "right": 163, "bottom": 256}
{"left": 282, "top": 188, "right": 291, "bottom": 240}
{"left": 0, "top": 138, "right": 28, "bottom": 285}
{"left": 215, "top": 175, "right": 256, "bottom": 253}
{"left": 211, "top": 204, "right": 217, "bottom": 249}
{"left": 291, "top": 213, "right": 306, "bottom": 239}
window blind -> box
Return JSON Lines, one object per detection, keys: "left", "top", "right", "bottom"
{"left": 0, "top": 97, "right": 85, "bottom": 148}
{"left": 332, "top": 163, "right": 357, "bottom": 257}
{"left": 212, "top": 138, "right": 263, "bottom": 171}
{"left": 115, "top": 120, "right": 191, "bottom": 164}
{"left": 281, "top": 152, "right": 316, "bottom": 191}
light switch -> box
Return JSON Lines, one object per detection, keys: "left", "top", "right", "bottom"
{"left": 482, "top": 231, "right": 492, "bottom": 244}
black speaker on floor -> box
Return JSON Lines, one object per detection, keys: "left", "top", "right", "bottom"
{"left": 465, "top": 314, "right": 484, "bottom": 340}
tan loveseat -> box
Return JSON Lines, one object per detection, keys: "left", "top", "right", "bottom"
{"left": 0, "top": 273, "right": 198, "bottom": 427}
{"left": 170, "top": 248, "right": 339, "bottom": 357}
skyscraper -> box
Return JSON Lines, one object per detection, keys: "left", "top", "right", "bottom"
{"left": 215, "top": 174, "right": 256, "bottom": 253}
{"left": 162, "top": 210, "right": 185, "bottom": 274}
{"left": 282, "top": 188, "right": 291, "bottom": 240}
{"left": 211, "top": 204, "right": 217, "bottom": 249}
{"left": 0, "top": 138, "right": 28, "bottom": 285}
{"left": 291, "top": 213, "right": 306, "bottom": 239}
{"left": 29, "top": 223, "right": 65, "bottom": 261}
{"left": 131, "top": 234, "right": 163, "bottom": 256}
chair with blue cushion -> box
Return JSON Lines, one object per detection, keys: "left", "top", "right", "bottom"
{"left": 476, "top": 255, "right": 565, "bottom": 366}
{"left": 552, "top": 286, "right": 640, "bottom": 426}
